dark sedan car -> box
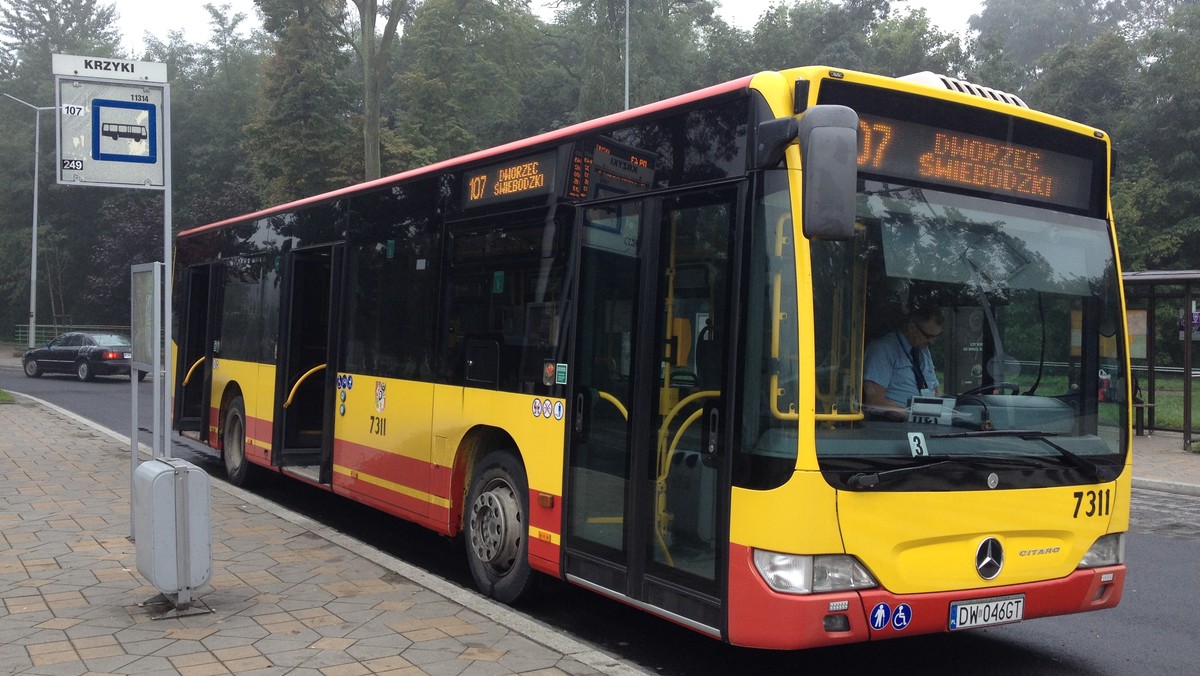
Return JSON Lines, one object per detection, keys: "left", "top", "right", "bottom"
{"left": 22, "top": 331, "right": 143, "bottom": 381}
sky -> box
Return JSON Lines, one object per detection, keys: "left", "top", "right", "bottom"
{"left": 109, "top": 0, "right": 983, "bottom": 56}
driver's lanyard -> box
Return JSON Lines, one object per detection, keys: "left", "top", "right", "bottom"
{"left": 897, "top": 331, "right": 927, "bottom": 391}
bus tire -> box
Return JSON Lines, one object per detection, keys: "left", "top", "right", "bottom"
{"left": 465, "top": 449, "right": 536, "bottom": 604}
{"left": 223, "top": 396, "right": 257, "bottom": 487}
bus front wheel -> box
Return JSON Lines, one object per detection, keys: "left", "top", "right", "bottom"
{"left": 223, "top": 396, "right": 257, "bottom": 487}
{"left": 465, "top": 450, "right": 535, "bottom": 604}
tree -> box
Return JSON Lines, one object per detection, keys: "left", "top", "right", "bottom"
{"left": 0, "top": 0, "right": 121, "bottom": 76}
{"left": 0, "top": 0, "right": 124, "bottom": 330}
{"left": 745, "top": 0, "right": 890, "bottom": 74}
{"left": 142, "top": 4, "right": 266, "bottom": 224}
{"left": 1022, "top": 31, "right": 1136, "bottom": 138}
{"left": 247, "top": 0, "right": 357, "bottom": 204}
{"left": 391, "top": 0, "right": 554, "bottom": 166}
{"left": 968, "top": 0, "right": 1119, "bottom": 90}
{"left": 865, "top": 8, "right": 965, "bottom": 78}
{"left": 554, "top": 0, "right": 712, "bottom": 119}
{"left": 341, "top": 0, "right": 407, "bottom": 181}
{"left": 1111, "top": 2, "right": 1200, "bottom": 271}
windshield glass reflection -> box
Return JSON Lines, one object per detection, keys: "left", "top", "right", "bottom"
{"left": 811, "top": 182, "right": 1127, "bottom": 490}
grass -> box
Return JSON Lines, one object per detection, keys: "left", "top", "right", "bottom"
{"left": 0, "top": 389, "right": 11, "bottom": 404}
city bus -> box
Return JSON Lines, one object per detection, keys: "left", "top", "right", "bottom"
{"left": 173, "top": 66, "right": 1129, "bottom": 650}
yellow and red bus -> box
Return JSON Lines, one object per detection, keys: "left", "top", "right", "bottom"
{"left": 173, "top": 66, "right": 1129, "bottom": 649}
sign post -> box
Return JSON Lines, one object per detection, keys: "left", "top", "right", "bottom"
{"left": 53, "top": 55, "right": 207, "bottom": 614}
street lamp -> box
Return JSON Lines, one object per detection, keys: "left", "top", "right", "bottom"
{"left": 3, "top": 93, "right": 54, "bottom": 349}
{"left": 625, "top": 0, "right": 631, "bottom": 110}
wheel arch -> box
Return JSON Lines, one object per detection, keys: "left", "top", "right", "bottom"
{"left": 217, "top": 382, "right": 245, "bottom": 454}
{"left": 450, "top": 424, "right": 524, "bottom": 537}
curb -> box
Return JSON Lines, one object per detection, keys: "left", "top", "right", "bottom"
{"left": 1132, "top": 477, "right": 1200, "bottom": 498}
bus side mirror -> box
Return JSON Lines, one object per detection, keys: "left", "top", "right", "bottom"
{"left": 797, "top": 105, "right": 858, "bottom": 241}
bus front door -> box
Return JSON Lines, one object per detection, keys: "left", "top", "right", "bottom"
{"left": 566, "top": 187, "right": 738, "bottom": 634}
{"left": 275, "top": 245, "right": 343, "bottom": 483}
{"left": 175, "top": 263, "right": 220, "bottom": 441}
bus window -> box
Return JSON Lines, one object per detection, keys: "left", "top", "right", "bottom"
{"left": 735, "top": 171, "right": 804, "bottom": 490}
{"left": 344, "top": 183, "right": 441, "bottom": 380}
{"left": 441, "top": 215, "right": 568, "bottom": 394}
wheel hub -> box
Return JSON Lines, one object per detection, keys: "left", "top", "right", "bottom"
{"left": 469, "top": 484, "right": 521, "bottom": 567}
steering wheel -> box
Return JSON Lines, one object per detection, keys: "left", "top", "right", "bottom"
{"left": 959, "top": 382, "right": 1020, "bottom": 396}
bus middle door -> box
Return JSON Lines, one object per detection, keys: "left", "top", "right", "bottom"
{"left": 565, "top": 187, "right": 738, "bottom": 634}
{"left": 275, "top": 244, "right": 343, "bottom": 483}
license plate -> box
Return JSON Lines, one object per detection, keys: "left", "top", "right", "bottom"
{"left": 123, "top": 352, "right": 132, "bottom": 359}
{"left": 948, "top": 594, "right": 1024, "bottom": 630}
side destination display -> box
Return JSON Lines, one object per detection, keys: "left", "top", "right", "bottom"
{"left": 463, "top": 151, "right": 557, "bottom": 208}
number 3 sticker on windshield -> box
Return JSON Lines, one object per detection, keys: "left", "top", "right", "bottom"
{"left": 908, "top": 432, "right": 929, "bottom": 457}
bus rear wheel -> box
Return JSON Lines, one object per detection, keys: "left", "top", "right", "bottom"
{"left": 465, "top": 450, "right": 535, "bottom": 604}
{"left": 223, "top": 396, "right": 257, "bottom": 487}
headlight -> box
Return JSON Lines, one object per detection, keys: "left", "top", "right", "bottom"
{"left": 753, "top": 550, "right": 877, "bottom": 594}
{"left": 1077, "top": 533, "right": 1125, "bottom": 568}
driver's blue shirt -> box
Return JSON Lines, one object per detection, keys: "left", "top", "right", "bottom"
{"left": 864, "top": 330, "right": 940, "bottom": 405}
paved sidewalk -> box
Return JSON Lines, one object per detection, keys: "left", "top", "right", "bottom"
{"left": 0, "top": 395, "right": 636, "bottom": 675}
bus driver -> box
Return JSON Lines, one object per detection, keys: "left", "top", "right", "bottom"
{"left": 863, "top": 307, "right": 944, "bottom": 421}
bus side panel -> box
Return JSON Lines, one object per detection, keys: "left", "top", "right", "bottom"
{"left": 330, "top": 375, "right": 439, "bottom": 525}
{"left": 251, "top": 363, "right": 276, "bottom": 463}
{"left": 729, "top": 471, "right": 844, "bottom": 552}
{"left": 726, "top": 472, "right": 850, "bottom": 648}
{"left": 434, "top": 387, "right": 566, "bottom": 577}
{"left": 209, "top": 358, "right": 276, "bottom": 467}
{"left": 727, "top": 542, "right": 871, "bottom": 649}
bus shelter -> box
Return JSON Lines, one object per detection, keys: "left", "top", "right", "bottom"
{"left": 1121, "top": 270, "right": 1200, "bottom": 447}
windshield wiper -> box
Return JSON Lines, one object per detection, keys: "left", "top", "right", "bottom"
{"left": 932, "top": 430, "right": 1104, "bottom": 481}
{"left": 1019, "top": 432, "right": 1104, "bottom": 481}
{"left": 931, "top": 429, "right": 1051, "bottom": 439}
{"left": 847, "top": 460, "right": 954, "bottom": 489}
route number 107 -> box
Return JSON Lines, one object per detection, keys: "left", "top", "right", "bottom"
{"left": 857, "top": 120, "right": 895, "bottom": 169}
{"left": 1073, "top": 489, "right": 1111, "bottom": 518}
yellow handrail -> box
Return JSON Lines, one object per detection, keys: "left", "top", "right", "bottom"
{"left": 657, "top": 390, "right": 720, "bottom": 476}
{"left": 182, "top": 356, "right": 206, "bottom": 386}
{"left": 284, "top": 364, "right": 326, "bottom": 409}
{"left": 597, "top": 390, "right": 629, "bottom": 421}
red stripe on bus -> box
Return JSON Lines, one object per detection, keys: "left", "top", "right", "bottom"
{"left": 332, "top": 438, "right": 443, "bottom": 502}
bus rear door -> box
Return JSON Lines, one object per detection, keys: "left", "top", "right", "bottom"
{"left": 175, "top": 263, "right": 220, "bottom": 441}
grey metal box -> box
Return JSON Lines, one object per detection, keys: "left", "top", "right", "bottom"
{"left": 133, "top": 458, "right": 212, "bottom": 594}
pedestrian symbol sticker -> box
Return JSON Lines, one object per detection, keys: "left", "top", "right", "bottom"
{"left": 870, "top": 603, "right": 891, "bottom": 630}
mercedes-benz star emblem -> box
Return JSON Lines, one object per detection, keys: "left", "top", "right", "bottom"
{"left": 976, "top": 537, "right": 1004, "bottom": 580}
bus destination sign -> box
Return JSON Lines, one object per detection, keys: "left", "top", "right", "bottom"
{"left": 568, "top": 138, "right": 656, "bottom": 200}
{"left": 856, "top": 114, "right": 1094, "bottom": 210}
{"left": 463, "top": 151, "right": 557, "bottom": 208}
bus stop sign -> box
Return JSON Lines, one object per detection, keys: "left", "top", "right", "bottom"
{"left": 52, "top": 54, "right": 167, "bottom": 189}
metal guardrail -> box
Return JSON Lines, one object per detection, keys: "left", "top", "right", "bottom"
{"left": 13, "top": 324, "right": 131, "bottom": 346}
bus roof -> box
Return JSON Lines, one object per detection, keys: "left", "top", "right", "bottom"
{"left": 179, "top": 74, "right": 756, "bottom": 238}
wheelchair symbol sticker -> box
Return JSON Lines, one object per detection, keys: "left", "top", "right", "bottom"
{"left": 891, "top": 603, "right": 913, "bottom": 630}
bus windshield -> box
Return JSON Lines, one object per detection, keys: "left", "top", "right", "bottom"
{"left": 811, "top": 181, "right": 1127, "bottom": 491}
